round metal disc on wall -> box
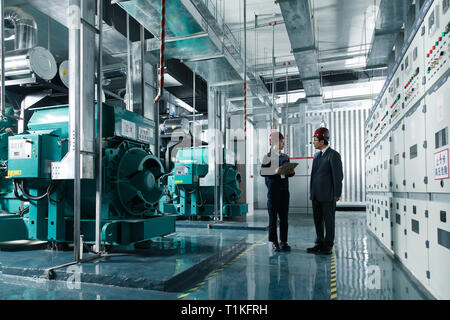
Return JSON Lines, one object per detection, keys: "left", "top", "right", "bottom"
{"left": 59, "top": 60, "right": 69, "bottom": 88}
{"left": 28, "top": 46, "right": 57, "bottom": 80}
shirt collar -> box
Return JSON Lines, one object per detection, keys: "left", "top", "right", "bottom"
{"left": 271, "top": 147, "right": 281, "bottom": 156}
{"left": 321, "top": 145, "right": 330, "bottom": 154}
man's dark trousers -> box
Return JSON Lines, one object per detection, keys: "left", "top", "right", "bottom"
{"left": 267, "top": 189, "right": 289, "bottom": 243}
{"left": 260, "top": 150, "right": 294, "bottom": 244}
{"left": 312, "top": 200, "right": 336, "bottom": 249}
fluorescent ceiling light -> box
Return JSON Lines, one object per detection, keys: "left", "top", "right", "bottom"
{"left": 322, "top": 79, "right": 385, "bottom": 100}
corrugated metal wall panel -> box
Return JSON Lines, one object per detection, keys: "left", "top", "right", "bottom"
{"left": 305, "top": 105, "right": 369, "bottom": 205}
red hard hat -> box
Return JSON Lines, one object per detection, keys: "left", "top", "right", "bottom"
{"left": 269, "top": 131, "right": 284, "bottom": 143}
{"left": 314, "top": 127, "right": 330, "bottom": 141}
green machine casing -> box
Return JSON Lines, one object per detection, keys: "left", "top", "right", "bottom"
{"left": 161, "top": 146, "right": 248, "bottom": 217}
{"left": 1, "top": 104, "right": 175, "bottom": 247}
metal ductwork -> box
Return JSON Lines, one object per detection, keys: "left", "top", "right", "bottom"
{"left": 278, "top": 0, "right": 322, "bottom": 105}
{"left": 366, "top": 0, "right": 412, "bottom": 68}
{"left": 4, "top": 6, "right": 37, "bottom": 50}
{"left": 116, "top": 0, "right": 280, "bottom": 120}
{"left": 3, "top": 7, "right": 57, "bottom": 84}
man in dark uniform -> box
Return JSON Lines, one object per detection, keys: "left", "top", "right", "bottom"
{"left": 260, "top": 132, "right": 295, "bottom": 252}
{"left": 307, "top": 127, "right": 343, "bottom": 255}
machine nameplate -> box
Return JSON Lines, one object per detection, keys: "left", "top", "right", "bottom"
{"left": 9, "top": 140, "right": 32, "bottom": 159}
{"left": 122, "top": 119, "right": 136, "bottom": 140}
{"left": 138, "top": 126, "right": 151, "bottom": 143}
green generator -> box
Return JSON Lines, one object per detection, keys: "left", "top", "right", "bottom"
{"left": 1, "top": 104, "right": 175, "bottom": 247}
{"left": 160, "top": 146, "right": 248, "bottom": 217}
{"left": 0, "top": 107, "right": 23, "bottom": 214}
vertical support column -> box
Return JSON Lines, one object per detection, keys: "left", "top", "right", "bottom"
{"left": 285, "top": 62, "right": 289, "bottom": 154}
{"left": 241, "top": 0, "right": 248, "bottom": 209}
{"left": 0, "top": 0, "right": 4, "bottom": 119}
{"left": 270, "top": 21, "right": 276, "bottom": 130}
{"left": 140, "top": 25, "right": 145, "bottom": 117}
{"left": 68, "top": 0, "right": 82, "bottom": 262}
{"left": 215, "top": 91, "right": 222, "bottom": 221}
{"left": 152, "top": 74, "right": 159, "bottom": 157}
{"left": 202, "top": 84, "right": 218, "bottom": 218}
{"left": 219, "top": 92, "right": 226, "bottom": 220}
{"left": 95, "top": 0, "right": 103, "bottom": 253}
{"left": 193, "top": 71, "right": 196, "bottom": 148}
{"left": 143, "top": 62, "right": 157, "bottom": 155}
{"left": 79, "top": 0, "right": 96, "bottom": 178}
{"left": 126, "top": 13, "right": 133, "bottom": 111}
{"left": 299, "top": 103, "right": 307, "bottom": 156}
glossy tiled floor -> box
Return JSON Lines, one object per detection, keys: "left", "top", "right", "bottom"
{"left": 0, "top": 210, "right": 433, "bottom": 300}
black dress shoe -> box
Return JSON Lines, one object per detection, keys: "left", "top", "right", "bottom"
{"left": 280, "top": 242, "right": 291, "bottom": 251}
{"left": 272, "top": 242, "right": 281, "bottom": 252}
{"left": 306, "top": 244, "right": 322, "bottom": 253}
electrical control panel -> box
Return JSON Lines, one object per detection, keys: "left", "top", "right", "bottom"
{"left": 8, "top": 133, "right": 62, "bottom": 179}
{"left": 424, "top": 1, "right": 450, "bottom": 90}
{"left": 366, "top": 0, "right": 450, "bottom": 299}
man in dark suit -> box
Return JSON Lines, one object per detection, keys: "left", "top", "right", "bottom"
{"left": 307, "top": 127, "right": 343, "bottom": 255}
{"left": 260, "top": 132, "right": 295, "bottom": 252}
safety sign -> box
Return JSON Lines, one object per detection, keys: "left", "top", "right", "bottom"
{"left": 435, "top": 148, "right": 449, "bottom": 180}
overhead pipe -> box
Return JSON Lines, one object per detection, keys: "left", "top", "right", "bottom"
{"left": 4, "top": 6, "right": 37, "bottom": 50}
{"left": 1, "top": 5, "right": 38, "bottom": 120}
{"left": 154, "top": 0, "right": 166, "bottom": 103}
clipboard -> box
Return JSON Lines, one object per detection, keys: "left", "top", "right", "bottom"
{"left": 279, "top": 162, "right": 298, "bottom": 175}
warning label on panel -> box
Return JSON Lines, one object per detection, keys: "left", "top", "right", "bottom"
{"left": 434, "top": 149, "right": 449, "bottom": 180}
{"left": 138, "top": 126, "right": 151, "bottom": 143}
{"left": 121, "top": 119, "right": 136, "bottom": 140}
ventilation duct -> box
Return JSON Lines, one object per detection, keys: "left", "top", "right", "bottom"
{"left": 4, "top": 6, "right": 37, "bottom": 50}
{"left": 3, "top": 7, "right": 57, "bottom": 84}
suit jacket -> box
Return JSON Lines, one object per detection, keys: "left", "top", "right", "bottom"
{"left": 260, "top": 149, "right": 295, "bottom": 191}
{"left": 310, "top": 147, "right": 343, "bottom": 202}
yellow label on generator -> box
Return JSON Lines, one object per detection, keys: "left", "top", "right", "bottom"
{"left": 8, "top": 170, "right": 22, "bottom": 178}
{"left": 174, "top": 180, "right": 183, "bottom": 184}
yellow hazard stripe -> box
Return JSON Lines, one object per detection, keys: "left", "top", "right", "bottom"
{"left": 330, "top": 249, "right": 338, "bottom": 300}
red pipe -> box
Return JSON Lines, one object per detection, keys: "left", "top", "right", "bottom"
{"left": 244, "top": 82, "right": 247, "bottom": 139}
{"left": 154, "top": 0, "right": 166, "bottom": 103}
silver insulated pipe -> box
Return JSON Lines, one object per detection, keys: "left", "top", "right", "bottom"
{"left": 3, "top": 7, "right": 56, "bottom": 81}
{"left": 4, "top": 6, "right": 37, "bottom": 50}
